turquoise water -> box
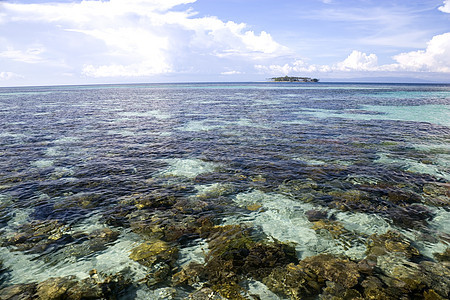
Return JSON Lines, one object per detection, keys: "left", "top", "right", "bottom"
{"left": 301, "top": 104, "right": 449, "bottom": 126}
{"left": 0, "top": 82, "right": 449, "bottom": 299}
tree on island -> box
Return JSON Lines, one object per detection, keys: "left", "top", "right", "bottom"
{"left": 271, "top": 76, "right": 319, "bottom": 82}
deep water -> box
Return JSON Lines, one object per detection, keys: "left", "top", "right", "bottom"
{"left": 0, "top": 82, "right": 449, "bottom": 299}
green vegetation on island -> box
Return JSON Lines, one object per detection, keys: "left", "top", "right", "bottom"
{"left": 271, "top": 76, "right": 319, "bottom": 82}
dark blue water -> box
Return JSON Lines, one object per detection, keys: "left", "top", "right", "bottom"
{"left": 0, "top": 83, "right": 449, "bottom": 299}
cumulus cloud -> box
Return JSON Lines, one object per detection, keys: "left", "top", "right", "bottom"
{"left": 256, "top": 34, "right": 450, "bottom": 76}
{"left": 0, "top": 72, "right": 22, "bottom": 80}
{"left": 393, "top": 32, "right": 450, "bottom": 72}
{"left": 255, "top": 59, "right": 330, "bottom": 75}
{"left": 336, "top": 50, "right": 378, "bottom": 71}
{"left": 256, "top": 51, "right": 379, "bottom": 75}
{"left": 1, "top": 0, "right": 288, "bottom": 78}
{"left": 439, "top": 0, "right": 450, "bottom": 13}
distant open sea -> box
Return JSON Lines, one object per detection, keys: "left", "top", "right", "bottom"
{"left": 0, "top": 82, "right": 449, "bottom": 299}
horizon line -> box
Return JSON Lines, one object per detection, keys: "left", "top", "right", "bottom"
{"left": 1, "top": 80, "right": 449, "bottom": 89}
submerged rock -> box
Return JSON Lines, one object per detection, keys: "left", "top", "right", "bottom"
{"left": 264, "top": 253, "right": 388, "bottom": 299}
{"left": 2, "top": 220, "right": 73, "bottom": 253}
{"left": 366, "top": 230, "right": 420, "bottom": 259}
{"left": 0, "top": 283, "right": 37, "bottom": 300}
{"left": 45, "top": 227, "right": 120, "bottom": 264}
{"left": 434, "top": 248, "right": 450, "bottom": 263}
{"left": 305, "top": 209, "right": 332, "bottom": 222}
{"left": 129, "top": 239, "right": 178, "bottom": 268}
{"left": 419, "top": 261, "right": 450, "bottom": 298}
{"left": 194, "top": 183, "right": 236, "bottom": 201}
{"left": 387, "top": 189, "right": 423, "bottom": 205}
{"left": 311, "top": 219, "right": 367, "bottom": 257}
{"left": 36, "top": 276, "right": 79, "bottom": 300}
{"left": 0, "top": 271, "right": 131, "bottom": 300}
{"left": 119, "top": 192, "right": 179, "bottom": 210}
{"left": 130, "top": 239, "right": 179, "bottom": 287}
{"left": 422, "top": 182, "right": 450, "bottom": 207}
{"left": 423, "top": 182, "right": 450, "bottom": 198}
{"left": 188, "top": 287, "right": 224, "bottom": 300}
{"left": 172, "top": 224, "right": 298, "bottom": 299}
{"left": 302, "top": 254, "right": 360, "bottom": 289}
{"left": 263, "top": 263, "right": 321, "bottom": 299}
{"left": 0, "top": 259, "right": 6, "bottom": 280}
{"left": 321, "top": 281, "right": 363, "bottom": 300}
{"left": 387, "top": 204, "right": 435, "bottom": 229}
{"left": 360, "top": 276, "right": 392, "bottom": 300}
{"left": 172, "top": 262, "right": 206, "bottom": 287}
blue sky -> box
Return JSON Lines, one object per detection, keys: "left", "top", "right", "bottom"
{"left": 1, "top": 0, "right": 450, "bottom": 86}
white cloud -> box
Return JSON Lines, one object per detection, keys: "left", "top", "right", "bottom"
{"left": 255, "top": 59, "right": 331, "bottom": 75}
{"left": 0, "top": 72, "right": 22, "bottom": 80}
{"left": 0, "top": 47, "right": 45, "bottom": 64}
{"left": 221, "top": 70, "right": 242, "bottom": 75}
{"left": 256, "top": 51, "right": 380, "bottom": 75}
{"left": 393, "top": 32, "right": 450, "bottom": 72}
{"left": 179, "top": 17, "right": 289, "bottom": 59}
{"left": 82, "top": 62, "right": 172, "bottom": 78}
{"left": 256, "top": 32, "right": 450, "bottom": 76}
{"left": 439, "top": 0, "right": 450, "bottom": 13}
{"left": 336, "top": 50, "right": 378, "bottom": 71}
{"left": 1, "top": 0, "right": 289, "bottom": 78}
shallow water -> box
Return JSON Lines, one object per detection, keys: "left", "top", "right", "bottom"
{"left": 0, "top": 82, "right": 449, "bottom": 299}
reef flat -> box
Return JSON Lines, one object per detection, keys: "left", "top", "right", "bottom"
{"left": 0, "top": 82, "right": 449, "bottom": 299}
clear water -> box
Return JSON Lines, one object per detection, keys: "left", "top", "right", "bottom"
{"left": 0, "top": 82, "right": 449, "bottom": 298}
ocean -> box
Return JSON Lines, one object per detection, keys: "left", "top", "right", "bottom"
{"left": 0, "top": 82, "right": 449, "bottom": 299}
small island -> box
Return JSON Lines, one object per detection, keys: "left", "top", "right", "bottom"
{"left": 271, "top": 76, "right": 319, "bottom": 82}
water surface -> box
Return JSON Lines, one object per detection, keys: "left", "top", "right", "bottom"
{"left": 0, "top": 82, "right": 449, "bottom": 299}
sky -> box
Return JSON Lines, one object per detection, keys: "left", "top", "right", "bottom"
{"left": 1, "top": 0, "right": 450, "bottom": 86}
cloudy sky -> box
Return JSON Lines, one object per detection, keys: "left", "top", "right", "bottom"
{"left": 1, "top": 0, "right": 450, "bottom": 86}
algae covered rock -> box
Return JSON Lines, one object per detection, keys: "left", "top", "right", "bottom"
{"left": 0, "top": 283, "right": 37, "bottom": 300}
{"left": 173, "top": 223, "right": 298, "bottom": 299}
{"left": 145, "top": 262, "right": 172, "bottom": 287}
{"left": 360, "top": 276, "right": 393, "bottom": 300}
{"left": 172, "top": 262, "right": 206, "bottom": 287}
{"left": 36, "top": 276, "right": 79, "bottom": 300}
{"left": 366, "top": 230, "right": 420, "bottom": 259}
{"left": 130, "top": 239, "right": 179, "bottom": 287}
{"left": 305, "top": 209, "right": 332, "bottom": 222}
{"left": 0, "top": 259, "right": 7, "bottom": 282}
{"left": 263, "top": 263, "right": 320, "bottom": 299}
{"left": 129, "top": 239, "right": 178, "bottom": 268}
{"left": 188, "top": 287, "right": 224, "bottom": 300}
{"left": 419, "top": 261, "right": 450, "bottom": 299}
{"left": 0, "top": 271, "right": 131, "bottom": 300}
{"left": 423, "top": 182, "right": 450, "bottom": 198}
{"left": 211, "top": 282, "right": 247, "bottom": 300}
{"left": 302, "top": 254, "right": 360, "bottom": 289}
{"left": 119, "top": 191, "right": 179, "bottom": 210}
{"left": 242, "top": 240, "right": 298, "bottom": 280}
{"left": 387, "top": 204, "right": 434, "bottom": 229}
{"left": 321, "top": 281, "right": 363, "bottom": 300}
{"left": 311, "top": 219, "right": 364, "bottom": 251}
{"left": 2, "top": 220, "right": 72, "bottom": 253}
{"left": 372, "top": 258, "right": 450, "bottom": 299}
{"left": 434, "top": 248, "right": 450, "bottom": 262}
{"left": 422, "top": 182, "right": 450, "bottom": 207}
{"left": 263, "top": 254, "right": 361, "bottom": 299}
{"left": 204, "top": 224, "right": 256, "bottom": 260}
{"left": 203, "top": 224, "right": 297, "bottom": 280}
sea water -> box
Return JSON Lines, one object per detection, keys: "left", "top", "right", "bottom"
{"left": 0, "top": 82, "right": 449, "bottom": 299}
